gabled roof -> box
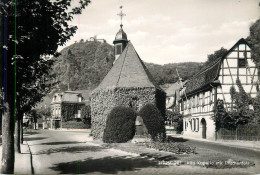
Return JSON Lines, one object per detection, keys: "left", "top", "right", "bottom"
{"left": 51, "top": 91, "right": 84, "bottom": 104}
{"left": 165, "top": 80, "right": 185, "bottom": 97}
{"left": 185, "top": 59, "right": 222, "bottom": 96}
{"left": 94, "top": 42, "right": 163, "bottom": 92}
{"left": 184, "top": 38, "right": 249, "bottom": 96}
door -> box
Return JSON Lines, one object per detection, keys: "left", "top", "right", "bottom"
{"left": 201, "top": 118, "right": 206, "bottom": 139}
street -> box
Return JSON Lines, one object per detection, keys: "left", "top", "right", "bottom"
{"left": 26, "top": 130, "right": 260, "bottom": 174}
{"left": 167, "top": 136, "right": 260, "bottom": 163}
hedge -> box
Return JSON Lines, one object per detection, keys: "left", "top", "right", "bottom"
{"left": 62, "top": 119, "right": 91, "bottom": 129}
{"left": 139, "top": 103, "right": 166, "bottom": 141}
{"left": 103, "top": 106, "right": 137, "bottom": 143}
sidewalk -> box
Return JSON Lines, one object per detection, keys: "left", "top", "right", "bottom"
{"left": 167, "top": 133, "right": 260, "bottom": 151}
{"left": 0, "top": 141, "right": 32, "bottom": 174}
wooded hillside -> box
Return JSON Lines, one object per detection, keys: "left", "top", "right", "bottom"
{"left": 52, "top": 40, "right": 202, "bottom": 92}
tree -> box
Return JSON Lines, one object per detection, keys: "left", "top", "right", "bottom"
{"left": 81, "top": 105, "right": 91, "bottom": 126}
{"left": 28, "top": 109, "right": 40, "bottom": 130}
{"left": 212, "top": 79, "right": 255, "bottom": 132}
{"left": 165, "top": 110, "right": 183, "bottom": 133}
{"left": 229, "top": 79, "right": 254, "bottom": 126}
{"left": 247, "top": 19, "right": 260, "bottom": 75}
{"left": 0, "top": 0, "right": 90, "bottom": 173}
{"left": 204, "top": 47, "right": 228, "bottom": 66}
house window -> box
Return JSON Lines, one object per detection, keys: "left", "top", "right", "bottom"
{"left": 196, "top": 118, "right": 199, "bottom": 131}
{"left": 181, "top": 100, "right": 184, "bottom": 111}
{"left": 238, "top": 58, "right": 246, "bottom": 68}
{"left": 202, "top": 93, "right": 205, "bottom": 106}
{"left": 196, "top": 95, "right": 199, "bottom": 107}
{"left": 193, "top": 119, "right": 196, "bottom": 131}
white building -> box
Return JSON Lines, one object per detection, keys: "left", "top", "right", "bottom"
{"left": 165, "top": 80, "right": 186, "bottom": 112}
{"left": 179, "top": 38, "right": 259, "bottom": 140}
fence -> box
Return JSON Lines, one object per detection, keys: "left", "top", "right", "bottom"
{"left": 217, "top": 125, "right": 260, "bottom": 141}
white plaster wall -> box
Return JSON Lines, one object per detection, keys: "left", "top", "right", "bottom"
{"left": 183, "top": 112, "right": 216, "bottom": 140}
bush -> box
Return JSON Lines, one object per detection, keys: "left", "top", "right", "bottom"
{"left": 139, "top": 103, "right": 166, "bottom": 141}
{"left": 144, "top": 141, "right": 196, "bottom": 154}
{"left": 103, "top": 106, "right": 137, "bottom": 143}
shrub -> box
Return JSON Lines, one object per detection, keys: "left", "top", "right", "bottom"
{"left": 144, "top": 141, "right": 196, "bottom": 154}
{"left": 103, "top": 106, "right": 137, "bottom": 143}
{"left": 139, "top": 103, "right": 166, "bottom": 141}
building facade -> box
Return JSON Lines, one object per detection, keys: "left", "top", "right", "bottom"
{"left": 179, "top": 38, "right": 259, "bottom": 140}
{"left": 165, "top": 80, "right": 186, "bottom": 112}
{"left": 50, "top": 91, "right": 85, "bottom": 129}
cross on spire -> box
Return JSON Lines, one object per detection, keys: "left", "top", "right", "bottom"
{"left": 117, "top": 6, "right": 126, "bottom": 28}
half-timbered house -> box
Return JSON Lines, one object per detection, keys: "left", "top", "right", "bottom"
{"left": 179, "top": 38, "right": 259, "bottom": 140}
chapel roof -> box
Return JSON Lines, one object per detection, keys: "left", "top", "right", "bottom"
{"left": 113, "top": 28, "right": 128, "bottom": 43}
{"left": 184, "top": 38, "right": 249, "bottom": 96}
{"left": 93, "top": 42, "right": 164, "bottom": 92}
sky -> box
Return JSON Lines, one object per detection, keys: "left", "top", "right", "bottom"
{"left": 60, "top": 0, "right": 260, "bottom": 65}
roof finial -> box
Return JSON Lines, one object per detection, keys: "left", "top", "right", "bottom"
{"left": 117, "top": 6, "right": 126, "bottom": 28}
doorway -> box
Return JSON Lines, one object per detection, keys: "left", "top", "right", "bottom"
{"left": 201, "top": 118, "right": 206, "bottom": 139}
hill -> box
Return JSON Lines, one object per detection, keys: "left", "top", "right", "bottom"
{"left": 52, "top": 40, "right": 115, "bottom": 91}
{"left": 145, "top": 62, "right": 202, "bottom": 85}
{"left": 51, "top": 40, "right": 202, "bottom": 92}
{"left": 37, "top": 41, "right": 202, "bottom": 108}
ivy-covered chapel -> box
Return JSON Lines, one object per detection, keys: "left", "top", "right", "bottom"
{"left": 90, "top": 21, "right": 166, "bottom": 140}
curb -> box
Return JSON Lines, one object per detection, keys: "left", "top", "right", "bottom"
{"left": 25, "top": 141, "right": 35, "bottom": 174}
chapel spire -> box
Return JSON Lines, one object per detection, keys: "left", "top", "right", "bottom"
{"left": 113, "top": 6, "right": 128, "bottom": 63}
{"left": 117, "top": 6, "right": 126, "bottom": 28}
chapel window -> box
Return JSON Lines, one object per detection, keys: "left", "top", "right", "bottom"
{"left": 116, "top": 45, "right": 122, "bottom": 55}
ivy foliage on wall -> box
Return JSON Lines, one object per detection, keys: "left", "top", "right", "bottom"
{"left": 61, "top": 103, "right": 84, "bottom": 122}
